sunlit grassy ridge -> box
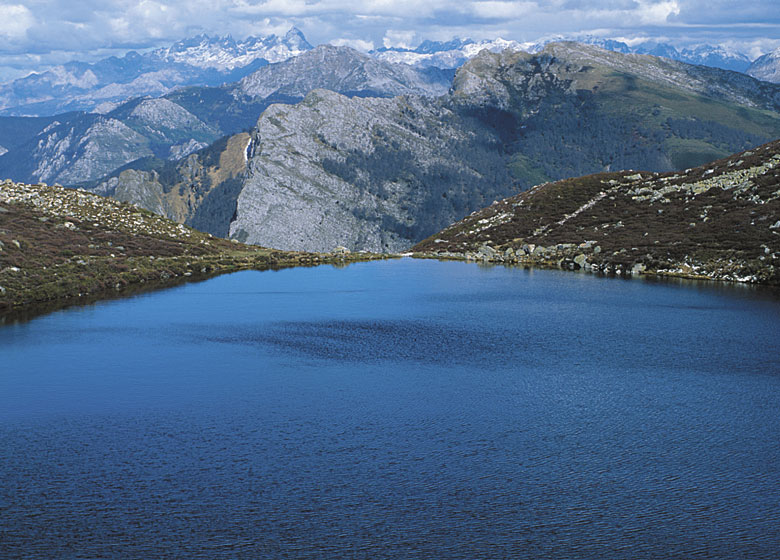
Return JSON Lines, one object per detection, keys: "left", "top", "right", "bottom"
{"left": 0, "top": 180, "right": 385, "bottom": 314}
{"left": 413, "top": 139, "right": 780, "bottom": 284}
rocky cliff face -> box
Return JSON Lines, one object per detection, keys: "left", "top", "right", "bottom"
{"left": 230, "top": 90, "right": 504, "bottom": 252}
{"left": 0, "top": 98, "right": 219, "bottom": 185}
{"left": 748, "top": 47, "right": 780, "bottom": 84}
{"left": 413, "top": 140, "right": 780, "bottom": 285}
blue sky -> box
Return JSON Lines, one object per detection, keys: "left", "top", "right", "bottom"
{"left": 0, "top": 0, "right": 778, "bottom": 80}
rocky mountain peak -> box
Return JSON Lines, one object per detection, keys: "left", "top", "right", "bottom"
{"left": 236, "top": 44, "right": 451, "bottom": 100}
{"left": 283, "top": 27, "right": 313, "bottom": 49}
{"left": 747, "top": 47, "right": 780, "bottom": 84}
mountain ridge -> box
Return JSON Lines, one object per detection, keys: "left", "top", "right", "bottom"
{"left": 412, "top": 139, "right": 780, "bottom": 285}
{"left": 0, "top": 28, "right": 313, "bottom": 117}
{"left": 0, "top": 178, "right": 385, "bottom": 316}
{"left": 0, "top": 45, "right": 453, "bottom": 187}
{"left": 96, "top": 43, "right": 780, "bottom": 254}
{"left": 3, "top": 28, "right": 777, "bottom": 119}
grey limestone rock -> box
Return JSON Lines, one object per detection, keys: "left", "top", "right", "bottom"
{"left": 237, "top": 45, "right": 451, "bottom": 101}
{"left": 747, "top": 47, "right": 780, "bottom": 84}
{"left": 230, "top": 89, "right": 492, "bottom": 252}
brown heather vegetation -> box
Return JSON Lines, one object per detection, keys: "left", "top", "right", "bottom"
{"left": 0, "top": 180, "right": 385, "bottom": 318}
{"left": 413, "top": 139, "right": 780, "bottom": 284}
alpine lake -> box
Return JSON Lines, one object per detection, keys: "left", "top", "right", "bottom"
{"left": 2, "top": 257, "right": 779, "bottom": 559}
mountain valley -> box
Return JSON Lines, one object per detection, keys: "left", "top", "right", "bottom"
{"left": 2, "top": 32, "right": 780, "bottom": 294}
{"left": 88, "top": 43, "right": 780, "bottom": 254}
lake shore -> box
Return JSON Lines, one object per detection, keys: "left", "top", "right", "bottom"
{"left": 0, "top": 180, "right": 390, "bottom": 319}
{"left": 412, "top": 249, "right": 780, "bottom": 285}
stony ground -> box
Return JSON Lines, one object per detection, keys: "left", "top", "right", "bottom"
{"left": 0, "top": 180, "right": 385, "bottom": 317}
{"left": 413, "top": 140, "right": 780, "bottom": 285}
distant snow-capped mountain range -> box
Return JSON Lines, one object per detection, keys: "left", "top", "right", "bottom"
{"left": 371, "top": 36, "right": 754, "bottom": 73}
{"left": 0, "top": 27, "right": 778, "bottom": 117}
{"left": 0, "top": 28, "right": 313, "bottom": 116}
{"left": 152, "top": 27, "right": 313, "bottom": 70}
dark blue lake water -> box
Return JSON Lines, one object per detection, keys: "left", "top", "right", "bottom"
{"left": 1, "top": 259, "right": 779, "bottom": 559}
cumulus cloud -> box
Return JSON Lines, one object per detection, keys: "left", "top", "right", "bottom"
{"left": 383, "top": 30, "right": 417, "bottom": 49}
{"left": 0, "top": 4, "right": 35, "bottom": 42}
{"left": 637, "top": 0, "right": 680, "bottom": 25}
{"left": 330, "top": 38, "right": 375, "bottom": 51}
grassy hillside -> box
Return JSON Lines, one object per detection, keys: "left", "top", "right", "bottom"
{"left": 413, "top": 139, "right": 780, "bottom": 285}
{"left": 0, "top": 180, "right": 385, "bottom": 317}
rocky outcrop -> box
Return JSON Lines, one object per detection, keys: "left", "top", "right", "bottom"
{"left": 230, "top": 90, "right": 497, "bottom": 252}
{"left": 93, "top": 132, "right": 251, "bottom": 237}
{"left": 413, "top": 140, "right": 780, "bottom": 285}
{"left": 748, "top": 47, "right": 780, "bottom": 84}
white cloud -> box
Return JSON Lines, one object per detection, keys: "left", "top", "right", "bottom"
{"left": 0, "top": 4, "right": 35, "bottom": 40}
{"left": 233, "top": 0, "right": 310, "bottom": 16}
{"left": 637, "top": 0, "right": 680, "bottom": 25}
{"left": 470, "top": 1, "right": 536, "bottom": 19}
{"left": 330, "top": 38, "right": 375, "bottom": 51}
{"left": 383, "top": 30, "right": 416, "bottom": 49}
